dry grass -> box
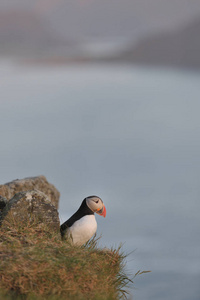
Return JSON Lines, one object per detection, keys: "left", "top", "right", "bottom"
{"left": 0, "top": 216, "right": 133, "bottom": 300}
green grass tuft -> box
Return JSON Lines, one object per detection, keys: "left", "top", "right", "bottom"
{"left": 0, "top": 217, "right": 136, "bottom": 300}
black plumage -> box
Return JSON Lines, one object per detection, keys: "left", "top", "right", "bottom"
{"left": 60, "top": 198, "right": 94, "bottom": 238}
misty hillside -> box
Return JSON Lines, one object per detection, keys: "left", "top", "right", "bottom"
{"left": 0, "top": 8, "right": 200, "bottom": 69}
{"left": 114, "top": 17, "right": 200, "bottom": 69}
{"left": 0, "top": 10, "right": 77, "bottom": 57}
{"left": 1, "top": 0, "right": 200, "bottom": 40}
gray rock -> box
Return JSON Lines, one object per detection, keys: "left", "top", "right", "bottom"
{"left": 0, "top": 196, "right": 7, "bottom": 210}
{"left": 0, "top": 190, "right": 60, "bottom": 231}
{"left": 0, "top": 175, "right": 60, "bottom": 209}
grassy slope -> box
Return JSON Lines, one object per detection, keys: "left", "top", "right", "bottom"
{"left": 0, "top": 217, "right": 132, "bottom": 300}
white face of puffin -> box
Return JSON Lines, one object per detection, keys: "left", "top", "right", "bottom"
{"left": 86, "top": 196, "right": 106, "bottom": 217}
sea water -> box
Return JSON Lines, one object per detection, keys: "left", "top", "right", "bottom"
{"left": 1, "top": 61, "right": 200, "bottom": 300}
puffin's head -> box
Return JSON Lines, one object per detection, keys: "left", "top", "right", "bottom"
{"left": 86, "top": 196, "right": 106, "bottom": 217}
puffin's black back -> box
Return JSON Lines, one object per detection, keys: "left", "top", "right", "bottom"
{"left": 60, "top": 198, "right": 94, "bottom": 236}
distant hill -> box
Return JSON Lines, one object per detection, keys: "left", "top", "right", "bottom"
{"left": 1, "top": 0, "right": 200, "bottom": 41}
{"left": 1, "top": 9, "right": 200, "bottom": 69}
{"left": 114, "top": 17, "right": 200, "bottom": 69}
{"left": 0, "top": 10, "right": 77, "bottom": 58}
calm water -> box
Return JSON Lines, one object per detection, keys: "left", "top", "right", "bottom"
{"left": 1, "top": 61, "right": 200, "bottom": 300}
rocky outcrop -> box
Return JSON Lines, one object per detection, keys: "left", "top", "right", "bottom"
{"left": 0, "top": 176, "right": 60, "bottom": 231}
{"left": 0, "top": 190, "right": 60, "bottom": 231}
{"left": 0, "top": 175, "right": 60, "bottom": 209}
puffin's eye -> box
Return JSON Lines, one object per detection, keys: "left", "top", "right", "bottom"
{"left": 95, "top": 200, "right": 99, "bottom": 204}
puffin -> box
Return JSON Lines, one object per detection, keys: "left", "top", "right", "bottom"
{"left": 60, "top": 196, "right": 106, "bottom": 246}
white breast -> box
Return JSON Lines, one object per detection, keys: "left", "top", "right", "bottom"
{"left": 67, "top": 215, "right": 97, "bottom": 246}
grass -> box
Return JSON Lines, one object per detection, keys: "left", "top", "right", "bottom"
{"left": 0, "top": 214, "right": 134, "bottom": 300}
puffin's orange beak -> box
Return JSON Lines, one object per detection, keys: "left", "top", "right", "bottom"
{"left": 96, "top": 204, "right": 106, "bottom": 218}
